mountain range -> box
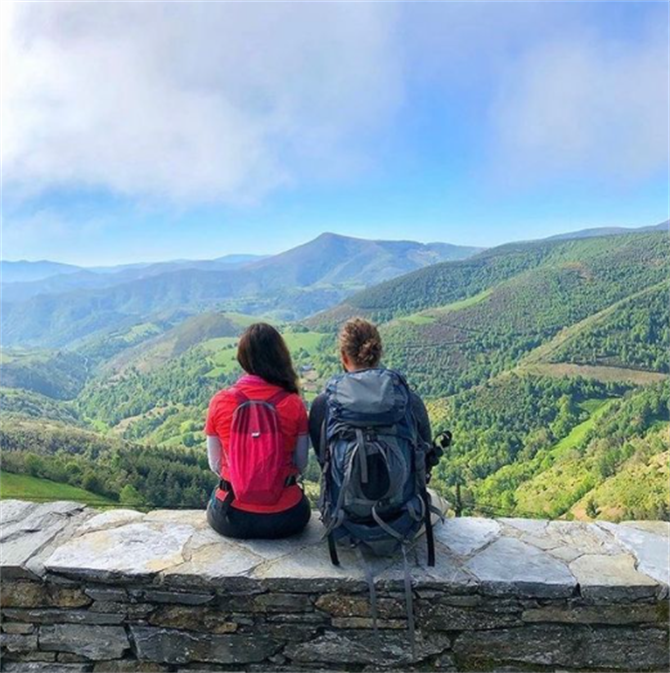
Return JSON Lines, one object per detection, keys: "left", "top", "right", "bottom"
{"left": 544, "top": 219, "right": 667, "bottom": 241}
{"left": 0, "top": 234, "right": 481, "bottom": 347}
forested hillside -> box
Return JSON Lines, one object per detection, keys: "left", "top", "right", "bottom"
{"left": 0, "top": 230, "right": 667, "bottom": 519}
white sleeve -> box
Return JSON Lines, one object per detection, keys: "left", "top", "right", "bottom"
{"left": 293, "top": 434, "right": 309, "bottom": 473}
{"left": 206, "top": 435, "right": 223, "bottom": 475}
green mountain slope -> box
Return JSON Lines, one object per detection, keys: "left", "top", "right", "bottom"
{"left": 0, "top": 388, "right": 81, "bottom": 425}
{"left": 311, "top": 232, "right": 668, "bottom": 327}
{"left": 308, "top": 233, "right": 669, "bottom": 396}
{"left": 426, "top": 377, "right": 668, "bottom": 521}
{"left": 0, "top": 349, "right": 91, "bottom": 399}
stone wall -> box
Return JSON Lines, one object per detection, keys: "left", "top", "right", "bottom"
{"left": 1, "top": 499, "right": 668, "bottom": 672}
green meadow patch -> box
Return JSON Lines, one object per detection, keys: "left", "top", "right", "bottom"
{"left": 0, "top": 471, "right": 117, "bottom": 507}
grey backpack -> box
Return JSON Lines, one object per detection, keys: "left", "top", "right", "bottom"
{"left": 318, "top": 368, "right": 435, "bottom": 563}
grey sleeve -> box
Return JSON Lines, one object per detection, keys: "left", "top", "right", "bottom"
{"left": 293, "top": 434, "right": 309, "bottom": 472}
{"left": 309, "top": 394, "right": 327, "bottom": 464}
{"left": 410, "top": 392, "right": 432, "bottom": 446}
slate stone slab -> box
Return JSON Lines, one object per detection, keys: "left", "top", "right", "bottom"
{"left": 1, "top": 502, "right": 89, "bottom": 580}
{"left": 285, "top": 629, "right": 451, "bottom": 667}
{"left": 0, "top": 500, "right": 37, "bottom": 525}
{"left": 45, "top": 521, "right": 195, "bottom": 582}
{"left": 433, "top": 517, "right": 501, "bottom": 557}
{"left": 569, "top": 553, "right": 658, "bottom": 601}
{"left": 148, "top": 605, "right": 238, "bottom": 633}
{"left": 1, "top": 502, "right": 84, "bottom": 540}
{"left": 371, "top": 539, "right": 477, "bottom": 592}
{"left": 1, "top": 581, "right": 90, "bottom": 609}
{"left": 2, "top": 664, "right": 89, "bottom": 673}
{"left": 621, "top": 520, "right": 670, "bottom": 538}
{"left": 0, "top": 632, "right": 39, "bottom": 652}
{"left": 84, "top": 586, "right": 128, "bottom": 603}
{"left": 38, "top": 623, "right": 130, "bottom": 659}
{"left": 417, "top": 601, "right": 522, "bottom": 631}
{"left": 465, "top": 537, "right": 576, "bottom": 597}
{"left": 137, "top": 589, "right": 214, "bottom": 605}
{"left": 453, "top": 624, "right": 669, "bottom": 670}
{"left": 75, "top": 509, "right": 145, "bottom": 534}
{"left": 522, "top": 603, "right": 665, "bottom": 625}
{"left": 232, "top": 514, "right": 323, "bottom": 562}
{"left": 92, "top": 662, "right": 169, "bottom": 672}
{"left": 599, "top": 521, "right": 670, "bottom": 586}
{"left": 130, "top": 626, "right": 281, "bottom": 664}
{"left": 93, "top": 663, "right": 169, "bottom": 672}
{"left": 2, "top": 622, "right": 36, "bottom": 635}
{"left": 161, "top": 532, "right": 265, "bottom": 588}
{"left": 250, "top": 543, "right": 372, "bottom": 592}
{"left": 315, "top": 593, "right": 405, "bottom": 619}
{"left": 4, "top": 607, "right": 126, "bottom": 625}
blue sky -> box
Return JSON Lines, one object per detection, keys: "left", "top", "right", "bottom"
{"left": 2, "top": 1, "right": 668, "bottom": 265}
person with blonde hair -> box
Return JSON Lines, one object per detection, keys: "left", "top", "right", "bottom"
{"left": 309, "top": 317, "right": 448, "bottom": 565}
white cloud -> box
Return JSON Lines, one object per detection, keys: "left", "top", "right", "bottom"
{"left": 1, "top": 2, "right": 667, "bottom": 208}
{"left": 1, "top": 2, "right": 402, "bottom": 204}
{"left": 489, "top": 21, "right": 668, "bottom": 185}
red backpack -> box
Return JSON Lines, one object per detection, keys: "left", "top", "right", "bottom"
{"left": 224, "top": 388, "right": 291, "bottom": 507}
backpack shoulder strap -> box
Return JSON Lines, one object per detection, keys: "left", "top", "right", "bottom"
{"left": 266, "top": 389, "right": 291, "bottom": 408}
{"left": 231, "top": 388, "right": 249, "bottom": 407}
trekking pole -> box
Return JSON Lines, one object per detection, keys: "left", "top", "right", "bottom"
{"left": 455, "top": 483, "right": 463, "bottom": 518}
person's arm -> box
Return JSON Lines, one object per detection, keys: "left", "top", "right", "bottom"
{"left": 410, "top": 392, "right": 432, "bottom": 446}
{"left": 293, "top": 434, "right": 309, "bottom": 472}
{"left": 204, "top": 394, "right": 223, "bottom": 476}
{"left": 308, "top": 394, "right": 327, "bottom": 465}
{"left": 206, "top": 435, "right": 223, "bottom": 475}
{"left": 291, "top": 396, "right": 310, "bottom": 474}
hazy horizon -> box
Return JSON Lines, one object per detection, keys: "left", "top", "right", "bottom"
{"left": 2, "top": 218, "right": 666, "bottom": 268}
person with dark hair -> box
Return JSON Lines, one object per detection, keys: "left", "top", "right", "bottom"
{"left": 205, "top": 323, "right": 311, "bottom": 539}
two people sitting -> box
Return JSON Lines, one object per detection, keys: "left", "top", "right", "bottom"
{"left": 204, "top": 318, "right": 447, "bottom": 553}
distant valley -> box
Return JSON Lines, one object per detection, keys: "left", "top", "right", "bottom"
{"left": 0, "top": 224, "right": 667, "bottom": 521}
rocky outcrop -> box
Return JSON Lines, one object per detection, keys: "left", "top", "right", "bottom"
{"left": 1, "top": 500, "right": 668, "bottom": 672}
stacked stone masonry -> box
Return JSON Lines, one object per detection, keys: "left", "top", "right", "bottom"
{"left": 0, "top": 499, "right": 668, "bottom": 672}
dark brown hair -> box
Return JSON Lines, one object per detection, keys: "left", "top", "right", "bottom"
{"left": 237, "top": 323, "right": 300, "bottom": 394}
{"left": 339, "top": 317, "right": 383, "bottom": 369}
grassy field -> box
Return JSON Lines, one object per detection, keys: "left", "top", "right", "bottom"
{"left": 548, "top": 399, "right": 614, "bottom": 456}
{"left": 0, "top": 471, "right": 117, "bottom": 506}
{"left": 397, "top": 289, "right": 493, "bottom": 326}
{"left": 522, "top": 362, "right": 667, "bottom": 386}
{"left": 283, "top": 331, "right": 326, "bottom": 352}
